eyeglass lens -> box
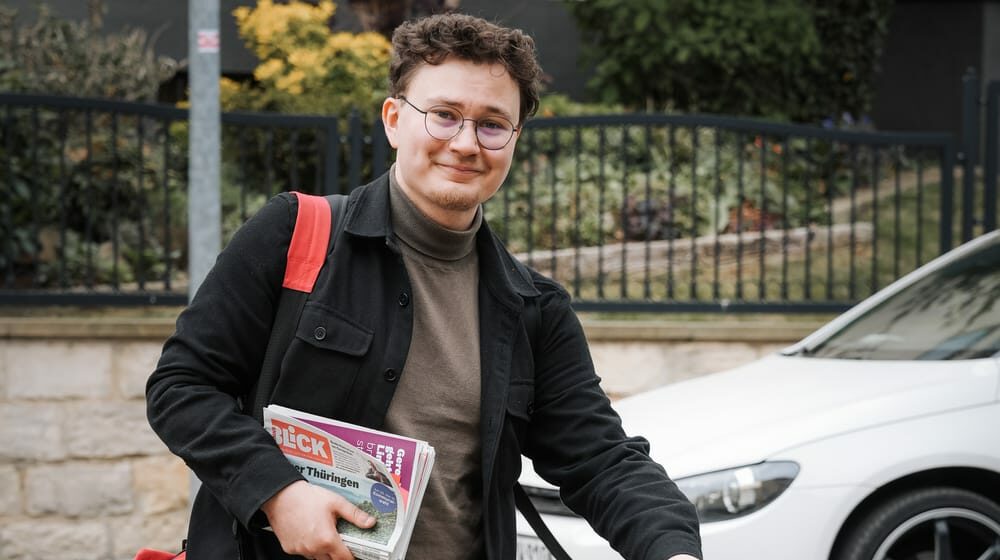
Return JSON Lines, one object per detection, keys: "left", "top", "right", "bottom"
{"left": 423, "top": 105, "right": 514, "bottom": 150}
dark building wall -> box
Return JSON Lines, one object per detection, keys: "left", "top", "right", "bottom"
{"left": 984, "top": 3, "right": 1000, "bottom": 89}
{"left": 870, "top": 1, "right": 986, "bottom": 137}
{"left": 451, "top": 0, "right": 588, "bottom": 101}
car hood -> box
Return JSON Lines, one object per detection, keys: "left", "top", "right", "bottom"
{"left": 609, "top": 354, "right": 998, "bottom": 478}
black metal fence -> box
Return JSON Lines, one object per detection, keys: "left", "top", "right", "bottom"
{"left": 0, "top": 93, "right": 389, "bottom": 305}
{"left": 498, "top": 114, "right": 957, "bottom": 313}
{"left": 1, "top": 80, "right": 996, "bottom": 311}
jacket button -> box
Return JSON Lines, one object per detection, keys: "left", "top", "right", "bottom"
{"left": 313, "top": 326, "right": 326, "bottom": 341}
{"left": 383, "top": 368, "right": 398, "bottom": 382}
{"left": 398, "top": 292, "right": 410, "bottom": 307}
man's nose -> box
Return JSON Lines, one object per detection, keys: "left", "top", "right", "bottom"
{"left": 449, "top": 120, "right": 481, "bottom": 153}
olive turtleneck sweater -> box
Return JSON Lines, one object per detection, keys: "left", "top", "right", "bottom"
{"left": 383, "top": 168, "right": 484, "bottom": 559}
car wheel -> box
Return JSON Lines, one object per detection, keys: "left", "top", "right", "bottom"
{"left": 835, "top": 487, "right": 1000, "bottom": 560}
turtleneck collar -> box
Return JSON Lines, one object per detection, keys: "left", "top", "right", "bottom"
{"left": 389, "top": 165, "right": 482, "bottom": 262}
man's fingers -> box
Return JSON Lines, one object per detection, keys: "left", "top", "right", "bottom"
{"left": 325, "top": 491, "right": 375, "bottom": 528}
{"left": 355, "top": 507, "right": 376, "bottom": 528}
{"left": 334, "top": 500, "right": 376, "bottom": 528}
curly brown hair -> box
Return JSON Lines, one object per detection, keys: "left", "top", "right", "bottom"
{"left": 389, "top": 13, "right": 542, "bottom": 125}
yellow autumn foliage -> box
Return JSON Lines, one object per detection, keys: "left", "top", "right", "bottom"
{"left": 223, "top": 0, "right": 391, "bottom": 116}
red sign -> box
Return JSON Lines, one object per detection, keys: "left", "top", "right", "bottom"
{"left": 197, "top": 30, "right": 219, "bottom": 53}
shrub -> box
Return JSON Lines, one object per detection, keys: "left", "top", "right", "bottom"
{"left": 220, "top": 0, "right": 391, "bottom": 117}
{"left": 218, "top": 0, "right": 394, "bottom": 219}
{"left": 0, "top": 3, "right": 180, "bottom": 287}
{"left": 565, "top": 0, "right": 894, "bottom": 123}
{"left": 809, "top": 1, "right": 894, "bottom": 123}
{"left": 566, "top": 0, "right": 821, "bottom": 120}
{"left": 0, "top": 4, "right": 177, "bottom": 100}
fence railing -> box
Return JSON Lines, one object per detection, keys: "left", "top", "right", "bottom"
{"left": 2, "top": 86, "right": 995, "bottom": 311}
{"left": 494, "top": 113, "right": 957, "bottom": 312}
{"left": 0, "top": 93, "right": 388, "bottom": 305}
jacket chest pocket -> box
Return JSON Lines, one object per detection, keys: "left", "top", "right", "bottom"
{"left": 505, "top": 381, "right": 535, "bottom": 446}
{"left": 271, "top": 303, "right": 374, "bottom": 413}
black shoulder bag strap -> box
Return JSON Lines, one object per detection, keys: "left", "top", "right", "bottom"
{"left": 249, "top": 193, "right": 348, "bottom": 423}
{"left": 516, "top": 298, "right": 573, "bottom": 560}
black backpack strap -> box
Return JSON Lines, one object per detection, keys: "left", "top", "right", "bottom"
{"left": 516, "top": 297, "right": 573, "bottom": 560}
{"left": 515, "top": 483, "right": 572, "bottom": 560}
{"left": 250, "top": 193, "right": 348, "bottom": 422}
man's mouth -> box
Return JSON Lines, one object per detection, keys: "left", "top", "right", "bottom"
{"left": 437, "top": 162, "right": 481, "bottom": 174}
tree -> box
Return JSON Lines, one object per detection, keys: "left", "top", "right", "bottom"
{"left": 222, "top": 0, "right": 391, "bottom": 116}
{"left": 566, "top": 0, "right": 893, "bottom": 123}
{"left": 0, "top": 1, "right": 177, "bottom": 100}
{"left": 809, "top": 0, "right": 894, "bottom": 122}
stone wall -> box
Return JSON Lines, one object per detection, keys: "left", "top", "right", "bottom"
{"left": 0, "top": 320, "right": 188, "bottom": 560}
{"left": 0, "top": 314, "right": 822, "bottom": 560}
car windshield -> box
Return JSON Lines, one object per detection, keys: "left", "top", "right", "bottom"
{"left": 807, "top": 237, "right": 1000, "bottom": 360}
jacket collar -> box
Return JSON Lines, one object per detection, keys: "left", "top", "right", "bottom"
{"left": 343, "top": 172, "right": 540, "bottom": 306}
{"left": 342, "top": 172, "right": 394, "bottom": 239}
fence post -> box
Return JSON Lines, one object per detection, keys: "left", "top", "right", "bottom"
{"left": 323, "top": 117, "right": 340, "bottom": 195}
{"left": 960, "top": 68, "right": 979, "bottom": 242}
{"left": 371, "top": 115, "right": 389, "bottom": 178}
{"left": 985, "top": 81, "right": 999, "bottom": 232}
{"left": 941, "top": 139, "right": 957, "bottom": 254}
{"left": 348, "top": 110, "right": 363, "bottom": 190}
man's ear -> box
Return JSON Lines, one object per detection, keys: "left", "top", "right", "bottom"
{"left": 381, "top": 97, "right": 400, "bottom": 149}
{"left": 508, "top": 124, "right": 522, "bottom": 149}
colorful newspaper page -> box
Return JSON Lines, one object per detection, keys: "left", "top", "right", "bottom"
{"left": 264, "top": 405, "right": 435, "bottom": 560}
{"left": 268, "top": 404, "right": 423, "bottom": 509}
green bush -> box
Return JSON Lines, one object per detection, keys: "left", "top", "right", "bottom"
{"left": 491, "top": 125, "right": 822, "bottom": 254}
{"left": 217, "top": 1, "right": 394, "bottom": 214}
{"left": 0, "top": 4, "right": 177, "bottom": 100}
{"left": 0, "top": 3, "right": 180, "bottom": 288}
{"left": 565, "top": 0, "right": 893, "bottom": 123}
{"left": 490, "top": 114, "right": 917, "bottom": 259}
{"left": 810, "top": 1, "right": 894, "bottom": 122}
{"left": 220, "top": 0, "right": 391, "bottom": 117}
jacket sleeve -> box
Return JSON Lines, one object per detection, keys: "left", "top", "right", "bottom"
{"left": 146, "top": 193, "right": 306, "bottom": 528}
{"left": 523, "top": 280, "right": 702, "bottom": 560}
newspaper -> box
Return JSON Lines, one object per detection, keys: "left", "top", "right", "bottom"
{"left": 264, "top": 405, "right": 435, "bottom": 560}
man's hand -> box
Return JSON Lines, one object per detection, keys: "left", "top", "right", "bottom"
{"left": 261, "top": 480, "right": 376, "bottom": 560}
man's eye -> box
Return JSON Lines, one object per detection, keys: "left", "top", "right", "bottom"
{"left": 479, "top": 119, "right": 510, "bottom": 132}
{"left": 431, "top": 108, "right": 460, "bottom": 122}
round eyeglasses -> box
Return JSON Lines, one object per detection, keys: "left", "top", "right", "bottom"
{"left": 398, "top": 96, "right": 518, "bottom": 150}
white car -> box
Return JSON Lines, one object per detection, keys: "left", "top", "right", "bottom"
{"left": 517, "top": 230, "right": 1000, "bottom": 560}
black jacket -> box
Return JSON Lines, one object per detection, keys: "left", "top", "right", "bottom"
{"left": 146, "top": 173, "right": 701, "bottom": 559}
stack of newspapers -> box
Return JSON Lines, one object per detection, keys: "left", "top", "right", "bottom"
{"left": 263, "top": 404, "right": 436, "bottom": 560}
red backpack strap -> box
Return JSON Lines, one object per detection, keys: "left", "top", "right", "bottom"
{"left": 251, "top": 192, "right": 345, "bottom": 423}
{"left": 283, "top": 192, "right": 333, "bottom": 292}
{"left": 133, "top": 548, "right": 185, "bottom": 560}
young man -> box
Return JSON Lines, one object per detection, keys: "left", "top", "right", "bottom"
{"left": 147, "top": 13, "right": 701, "bottom": 560}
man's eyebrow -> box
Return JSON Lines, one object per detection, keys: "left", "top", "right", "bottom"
{"left": 425, "top": 97, "right": 516, "bottom": 122}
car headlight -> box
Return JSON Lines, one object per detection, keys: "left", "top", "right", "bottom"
{"left": 675, "top": 461, "right": 799, "bottom": 523}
